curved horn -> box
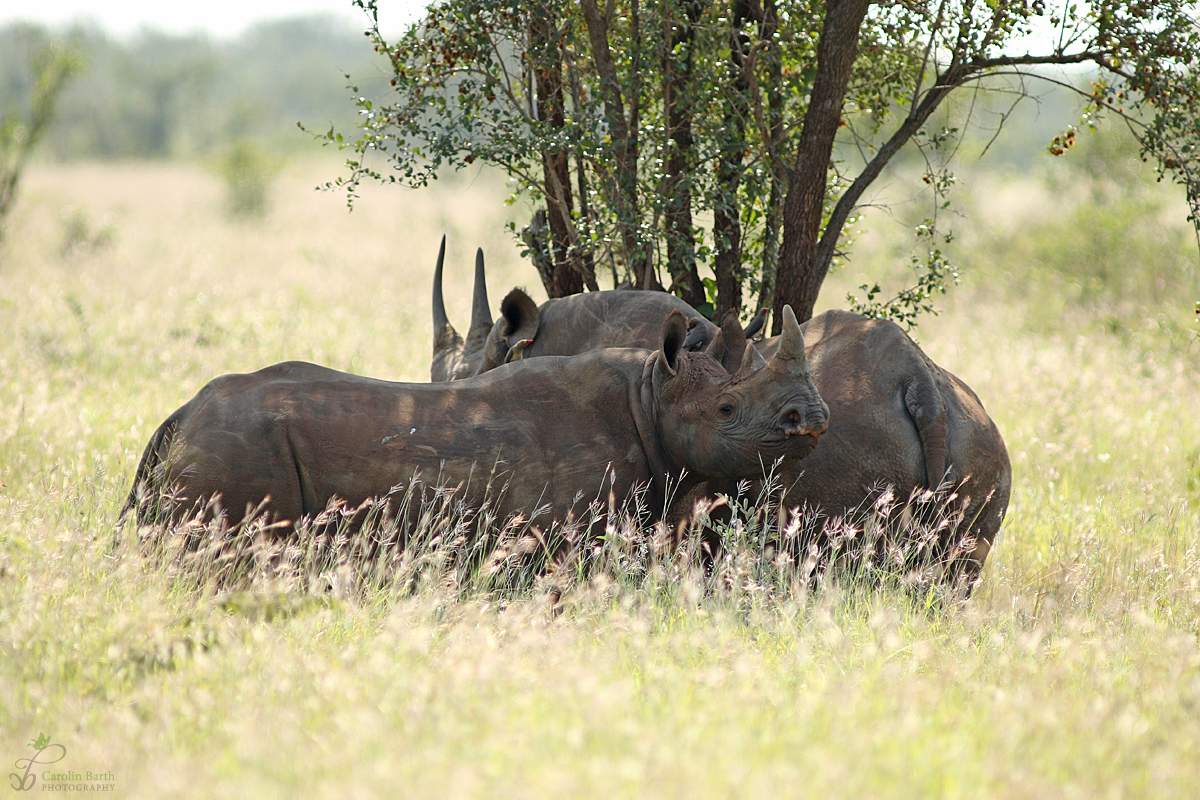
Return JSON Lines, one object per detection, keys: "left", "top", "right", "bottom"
{"left": 431, "top": 235, "right": 470, "bottom": 381}
{"left": 431, "top": 234, "right": 450, "bottom": 338}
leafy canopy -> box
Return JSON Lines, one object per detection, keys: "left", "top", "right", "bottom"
{"left": 325, "top": 1, "right": 1199, "bottom": 328}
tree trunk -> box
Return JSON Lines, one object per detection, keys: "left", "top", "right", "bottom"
{"left": 772, "top": 0, "right": 870, "bottom": 330}
{"left": 531, "top": 12, "right": 587, "bottom": 297}
{"left": 712, "top": 0, "right": 752, "bottom": 320}
{"left": 568, "top": 59, "right": 600, "bottom": 288}
{"left": 581, "top": 0, "right": 654, "bottom": 288}
{"left": 756, "top": 0, "right": 785, "bottom": 314}
{"left": 662, "top": 0, "right": 704, "bottom": 308}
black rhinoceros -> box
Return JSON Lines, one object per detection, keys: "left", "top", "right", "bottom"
{"left": 744, "top": 309, "right": 1011, "bottom": 581}
{"left": 430, "top": 236, "right": 719, "bottom": 381}
{"left": 126, "top": 307, "right": 828, "bottom": 533}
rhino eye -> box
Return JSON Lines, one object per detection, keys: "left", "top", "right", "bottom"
{"left": 718, "top": 404, "right": 735, "bottom": 418}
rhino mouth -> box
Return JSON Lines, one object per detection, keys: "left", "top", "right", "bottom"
{"left": 772, "top": 406, "right": 827, "bottom": 442}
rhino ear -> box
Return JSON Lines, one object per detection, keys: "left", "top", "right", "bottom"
{"left": 499, "top": 288, "right": 540, "bottom": 346}
{"left": 704, "top": 309, "right": 747, "bottom": 374}
{"left": 481, "top": 288, "right": 539, "bottom": 373}
{"left": 658, "top": 309, "right": 688, "bottom": 376}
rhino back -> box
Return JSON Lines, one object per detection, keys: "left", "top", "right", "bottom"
{"left": 162, "top": 355, "right": 655, "bottom": 528}
{"left": 526, "top": 290, "right": 714, "bottom": 358}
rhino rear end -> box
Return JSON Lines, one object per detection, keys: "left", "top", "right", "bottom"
{"left": 124, "top": 364, "right": 331, "bottom": 534}
{"left": 121, "top": 412, "right": 184, "bottom": 529}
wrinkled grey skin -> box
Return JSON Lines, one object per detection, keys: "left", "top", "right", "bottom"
{"left": 430, "top": 238, "right": 718, "bottom": 381}
{"left": 125, "top": 308, "right": 828, "bottom": 534}
{"left": 733, "top": 309, "right": 1011, "bottom": 582}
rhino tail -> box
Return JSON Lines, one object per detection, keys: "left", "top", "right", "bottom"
{"left": 903, "top": 369, "right": 949, "bottom": 488}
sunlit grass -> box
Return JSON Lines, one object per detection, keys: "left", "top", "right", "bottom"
{"left": 1, "top": 158, "right": 1198, "bottom": 798}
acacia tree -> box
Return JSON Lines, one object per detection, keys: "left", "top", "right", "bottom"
{"left": 329, "top": 0, "right": 1199, "bottom": 329}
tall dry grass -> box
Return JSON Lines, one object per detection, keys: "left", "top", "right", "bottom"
{"left": 1, "top": 157, "right": 1198, "bottom": 798}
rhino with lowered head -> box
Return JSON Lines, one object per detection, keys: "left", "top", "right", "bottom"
{"left": 738, "top": 309, "right": 1010, "bottom": 583}
{"left": 431, "top": 236, "right": 722, "bottom": 382}
{"left": 126, "top": 307, "right": 828, "bottom": 534}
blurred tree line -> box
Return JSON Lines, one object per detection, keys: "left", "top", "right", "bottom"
{"left": 0, "top": 24, "right": 81, "bottom": 241}
{"left": 0, "top": 14, "right": 384, "bottom": 160}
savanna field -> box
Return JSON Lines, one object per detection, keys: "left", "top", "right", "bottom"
{"left": 1, "top": 154, "right": 1199, "bottom": 798}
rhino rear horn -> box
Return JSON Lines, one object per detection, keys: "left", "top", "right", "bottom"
{"left": 733, "top": 341, "right": 768, "bottom": 379}
{"left": 704, "top": 309, "right": 748, "bottom": 375}
{"left": 458, "top": 248, "right": 494, "bottom": 370}
{"left": 767, "top": 305, "right": 810, "bottom": 378}
{"left": 467, "top": 248, "right": 494, "bottom": 342}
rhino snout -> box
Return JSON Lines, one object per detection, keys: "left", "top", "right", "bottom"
{"left": 778, "top": 403, "right": 828, "bottom": 439}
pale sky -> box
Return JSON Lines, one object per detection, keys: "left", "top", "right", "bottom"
{"left": 0, "top": 0, "right": 430, "bottom": 38}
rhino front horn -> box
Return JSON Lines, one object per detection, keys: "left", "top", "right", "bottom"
{"left": 431, "top": 234, "right": 452, "bottom": 339}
